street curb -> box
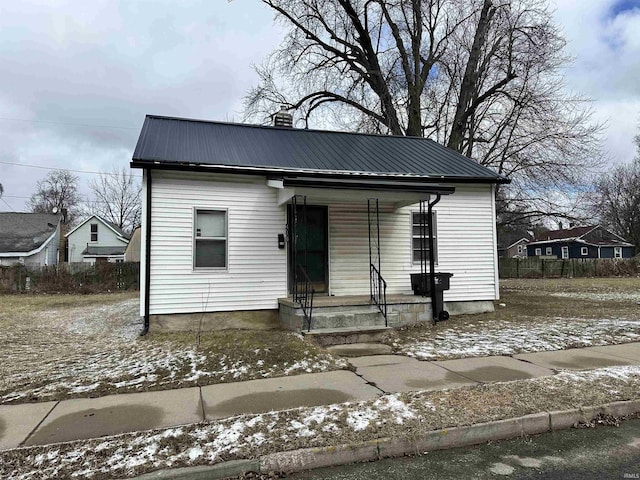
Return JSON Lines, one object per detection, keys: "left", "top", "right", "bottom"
{"left": 129, "top": 460, "right": 260, "bottom": 480}
{"left": 133, "top": 399, "right": 640, "bottom": 479}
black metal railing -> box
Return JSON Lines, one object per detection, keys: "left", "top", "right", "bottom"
{"left": 294, "top": 264, "right": 315, "bottom": 332}
{"left": 370, "top": 263, "right": 388, "bottom": 327}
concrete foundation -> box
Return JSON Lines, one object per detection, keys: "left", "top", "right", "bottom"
{"left": 150, "top": 309, "right": 280, "bottom": 332}
{"left": 148, "top": 298, "right": 495, "bottom": 333}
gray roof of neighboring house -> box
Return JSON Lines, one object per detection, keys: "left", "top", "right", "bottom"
{"left": 82, "top": 245, "right": 127, "bottom": 256}
{"left": 131, "top": 115, "right": 509, "bottom": 184}
{"left": 103, "top": 219, "right": 128, "bottom": 239}
{"left": 0, "top": 213, "right": 60, "bottom": 253}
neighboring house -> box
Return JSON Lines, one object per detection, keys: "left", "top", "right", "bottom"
{"left": 527, "top": 225, "right": 635, "bottom": 259}
{"left": 0, "top": 213, "right": 61, "bottom": 266}
{"left": 125, "top": 226, "right": 141, "bottom": 262}
{"left": 497, "top": 231, "right": 532, "bottom": 258}
{"left": 65, "top": 215, "right": 129, "bottom": 263}
{"left": 131, "top": 114, "right": 509, "bottom": 333}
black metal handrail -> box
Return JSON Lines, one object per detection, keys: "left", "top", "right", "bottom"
{"left": 294, "top": 264, "right": 315, "bottom": 332}
{"left": 370, "top": 263, "right": 388, "bottom": 327}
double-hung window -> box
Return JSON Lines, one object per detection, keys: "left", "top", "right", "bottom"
{"left": 545, "top": 247, "right": 552, "bottom": 256}
{"left": 561, "top": 246, "right": 569, "bottom": 259}
{"left": 194, "top": 209, "right": 227, "bottom": 268}
{"left": 411, "top": 211, "right": 437, "bottom": 264}
{"left": 581, "top": 246, "right": 588, "bottom": 256}
{"left": 614, "top": 246, "right": 622, "bottom": 258}
{"left": 90, "top": 224, "right": 98, "bottom": 242}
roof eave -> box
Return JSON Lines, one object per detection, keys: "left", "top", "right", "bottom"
{"left": 130, "top": 159, "right": 510, "bottom": 184}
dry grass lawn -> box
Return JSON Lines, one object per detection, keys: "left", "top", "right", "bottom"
{"left": 0, "top": 293, "right": 346, "bottom": 405}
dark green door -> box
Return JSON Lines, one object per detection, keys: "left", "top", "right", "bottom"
{"left": 288, "top": 205, "right": 328, "bottom": 294}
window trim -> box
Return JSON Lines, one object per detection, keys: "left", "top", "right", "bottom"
{"left": 535, "top": 248, "right": 542, "bottom": 256}
{"left": 517, "top": 244, "right": 523, "bottom": 254}
{"left": 614, "top": 246, "right": 623, "bottom": 258}
{"left": 90, "top": 223, "right": 98, "bottom": 243}
{"left": 410, "top": 210, "right": 438, "bottom": 266}
{"left": 545, "top": 247, "right": 552, "bottom": 256}
{"left": 561, "top": 246, "right": 569, "bottom": 259}
{"left": 193, "top": 208, "right": 229, "bottom": 271}
{"left": 581, "top": 246, "right": 588, "bottom": 256}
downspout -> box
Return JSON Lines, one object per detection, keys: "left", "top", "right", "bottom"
{"left": 428, "top": 194, "right": 441, "bottom": 324}
{"left": 141, "top": 168, "right": 152, "bottom": 336}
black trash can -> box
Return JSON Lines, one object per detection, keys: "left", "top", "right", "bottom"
{"left": 410, "top": 272, "right": 453, "bottom": 322}
{"left": 410, "top": 272, "right": 453, "bottom": 295}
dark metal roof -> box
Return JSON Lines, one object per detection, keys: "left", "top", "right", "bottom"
{"left": 0, "top": 213, "right": 60, "bottom": 253}
{"left": 132, "top": 115, "right": 509, "bottom": 184}
{"left": 82, "top": 245, "right": 127, "bottom": 256}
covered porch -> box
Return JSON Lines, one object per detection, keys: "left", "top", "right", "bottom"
{"left": 268, "top": 176, "right": 456, "bottom": 337}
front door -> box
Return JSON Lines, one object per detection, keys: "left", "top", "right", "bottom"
{"left": 288, "top": 205, "right": 329, "bottom": 294}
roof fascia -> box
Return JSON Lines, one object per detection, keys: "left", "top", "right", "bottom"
{"left": 130, "top": 160, "right": 510, "bottom": 185}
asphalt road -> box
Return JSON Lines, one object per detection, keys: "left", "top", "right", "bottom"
{"left": 286, "top": 418, "right": 640, "bottom": 480}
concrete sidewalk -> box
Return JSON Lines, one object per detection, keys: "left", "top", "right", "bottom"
{"left": 2, "top": 342, "right": 640, "bottom": 451}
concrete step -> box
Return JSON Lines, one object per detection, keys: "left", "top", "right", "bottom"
{"left": 302, "top": 326, "right": 392, "bottom": 347}
{"left": 302, "top": 308, "right": 386, "bottom": 329}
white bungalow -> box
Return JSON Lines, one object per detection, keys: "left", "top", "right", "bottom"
{"left": 65, "top": 215, "right": 129, "bottom": 264}
{"left": 131, "top": 114, "right": 509, "bottom": 338}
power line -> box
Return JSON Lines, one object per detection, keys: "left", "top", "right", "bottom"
{"left": 0, "top": 160, "right": 142, "bottom": 178}
{"left": 0, "top": 116, "right": 139, "bottom": 131}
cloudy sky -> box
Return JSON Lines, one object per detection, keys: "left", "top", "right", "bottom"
{"left": 0, "top": 0, "right": 639, "bottom": 211}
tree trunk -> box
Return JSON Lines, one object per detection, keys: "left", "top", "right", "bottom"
{"left": 447, "top": 0, "right": 494, "bottom": 152}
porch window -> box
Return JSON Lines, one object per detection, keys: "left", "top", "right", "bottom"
{"left": 194, "top": 209, "right": 227, "bottom": 268}
{"left": 411, "top": 211, "right": 437, "bottom": 264}
{"left": 614, "top": 246, "right": 622, "bottom": 258}
{"left": 90, "top": 224, "right": 98, "bottom": 242}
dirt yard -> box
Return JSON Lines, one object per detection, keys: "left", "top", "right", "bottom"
{"left": 0, "top": 293, "right": 347, "bottom": 405}
{"left": 387, "top": 278, "right": 640, "bottom": 360}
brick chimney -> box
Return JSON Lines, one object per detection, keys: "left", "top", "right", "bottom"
{"left": 58, "top": 208, "right": 68, "bottom": 264}
{"left": 272, "top": 105, "right": 293, "bottom": 128}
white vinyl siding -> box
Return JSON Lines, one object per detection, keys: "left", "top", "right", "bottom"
{"left": 148, "top": 171, "right": 287, "bottom": 315}
{"left": 146, "top": 175, "right": 498, "bottom": 316}
{"left": 328, "top": 184, "right": 497, "bottom": 301}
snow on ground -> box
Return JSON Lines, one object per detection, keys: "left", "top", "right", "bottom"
{"left": 0, "top": 297, "right": 346, "bottom": 404}
{"left": 4, "top": 365, "right": 640, "bottom": 480}
{"left": 549, "top": 292, "right": 640, "bottom": 302}
{"left": 394, "top": 317, "right": 640, "bottom": 360}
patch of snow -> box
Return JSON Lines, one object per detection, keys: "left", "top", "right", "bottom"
{"left": 398, "top": 317, "right": 640, "bottom": 360}
{"left": 346, "top": 408, "right": 379, "bottom": 431}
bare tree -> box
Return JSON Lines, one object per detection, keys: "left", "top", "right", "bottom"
{"left": 246, "top": 0, "right": 603, "bottom": 226}
{"left": 592, "top": 135, "right": 640, "bottom": 251}
{"left": 86, "top": 166, "right": 141, "bottom": 235}
{"left": 29, "top": 170, "right": 80, "bottom": 222}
